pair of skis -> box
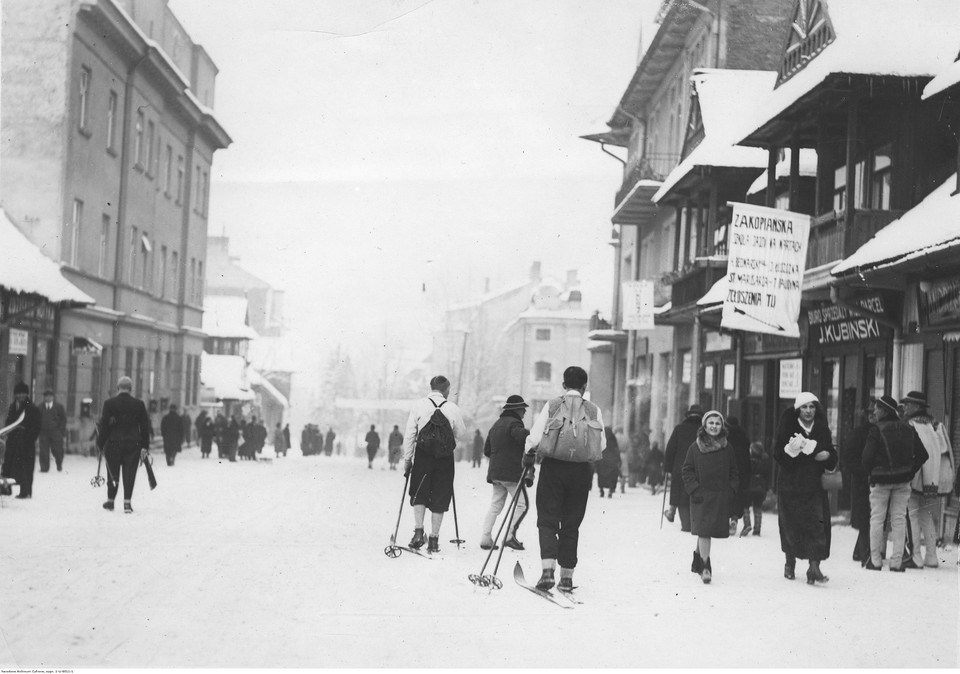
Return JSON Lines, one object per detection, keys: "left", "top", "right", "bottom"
{"left": 512, "top": 562, "right": 581, "bottom": 608}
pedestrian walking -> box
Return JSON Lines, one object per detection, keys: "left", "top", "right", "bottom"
{"left": 402, "top": 375, "right": 466, "bottom": 553}
{"left": 862, "top": 395, "right": 927, "bottom": 572}
{"left": 274, "top": 422, "right": 287, "bottom": 457}
{"left": 197, "top": 411, "right": 215, "bottom": 458}
{"left": 742, "top": 441, "right": 770, "bottom": 537}
{"left": 524, "top": 365, "right": 605, "bottom": 591}
{"left": 282, "top": 424, "right": 291, "bottom": 456}
{"left": 663, "top": 405, "right": 703, "bottom": 529}
{"left": 472, "top": 429, "right": 483, "bottom": 468}
{"left": 387, "top": 425, "right": 403, "bottom": 470}
{"left": 180, "top": 407, "right": 192, "bottom": 447}
{"left": 480, "top": 395, "right": 531, "bottom": 551}
{"left": 1, "top": 381, "right": 42, "bottom": 498}
{"left": 726, "top": 416, "right": 752, "bottom": 536}
{"left": 901, "top": 390, "right": 955, "bottom": 569}
{"left": 325, "top": 427, "right": 336, "bottom": 456}
{"left": 214, "top": 413, "right": 227, "bottom": 458}
{"left": 681, "top": 410, "right": 738, "bottom": 584}
{"left": 160, "top": 404, "right": 184, "bottom": 466}
{"left": 225, "top": 416, "right": 240, "bottom": 462}
{"left": 595, "top": 426, "right": 621, "bottom": 498}
{"left": 38, "top": 389, "right": 67, "bottom": 472}
{"left": 774, "top": 392, "right": 839, "bottom": 584}
{"left": 97, "top": 377, "right": 151, "bottom": 513}
{"left": 365, "top": 424, "right": 380, "bottom": 469}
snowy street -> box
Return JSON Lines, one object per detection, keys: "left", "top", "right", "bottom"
{"left": 1, "top": 446, "right": 957, "bottom": 669}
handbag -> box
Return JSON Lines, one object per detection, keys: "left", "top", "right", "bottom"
{"left": 821, "top": 467, "right": 843, "bottom": 491}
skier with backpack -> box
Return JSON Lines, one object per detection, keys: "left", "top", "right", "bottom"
{"left": 523, "top": 366, "right": 606, "bottom": 592}
{"left": 402, "top": 375, "right": 466, "bottom": 553}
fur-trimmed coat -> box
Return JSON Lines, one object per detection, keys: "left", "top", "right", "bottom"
{"left": 681, "top": 430, "right": 739, "bottom": 538}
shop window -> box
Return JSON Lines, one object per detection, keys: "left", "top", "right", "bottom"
{"left": 748, "top": 363, "right": 764, "bottom": 396}
{"left": 534, "top": 361, "right": 551, "bottom": 382}
{"left": 681, "top": 351, "right": 692, "bottom": 385}
{"left": 723, "top": 363, "right": 736, "bottom": 391}
{"left": 703, "top": 364, "right": 714, "bottom": 391}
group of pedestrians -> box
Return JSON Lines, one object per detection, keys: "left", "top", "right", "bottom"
{"left": 301, "top": 424, "right": 336, "bottom": 456}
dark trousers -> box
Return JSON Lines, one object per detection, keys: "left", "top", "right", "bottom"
{"left": 39, "top": 433, "right": 64, "bottom": 471}
{"left": 2, "top": 445, "right": 35, "bottom": 496}
{"left": 105, "top": 443, "right": 140, "bottom": 501}
{"left": 536, "top": 458, "right": 592, "bottom": 569}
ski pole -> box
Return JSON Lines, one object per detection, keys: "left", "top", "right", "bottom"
{"left": 660, "top": 471, "right": 670, "bottom": 530}
{"left": 489, "top": 481, "right": 529, "bottom": 586}
{"left": 384, "top": 472, "right": 411, "bottom": 558}
{"left": 468, "top": 472, "right": 529, "bottom": 587}
{"left": 90, "top": 449, "right": 106, "bottom": 487}
{"left": 449, "top": 485, "right": 465, "bottom": 548}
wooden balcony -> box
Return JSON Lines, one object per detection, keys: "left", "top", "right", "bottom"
{"left": 669, "top": 265, "right": 725, "bottom": 309}
{"left": 806, "top": 208, "right": 905, "bottom": 270}
{"left": 615, "top": 153, "right": 679, "bottom": 208}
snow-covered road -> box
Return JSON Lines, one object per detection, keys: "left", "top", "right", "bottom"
{"left": 1, "top": 446, "right": 957, "bottom": 668}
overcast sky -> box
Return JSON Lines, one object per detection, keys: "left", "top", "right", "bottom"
{"left": 169, "top": 0, "right": 658, "bottom": 374}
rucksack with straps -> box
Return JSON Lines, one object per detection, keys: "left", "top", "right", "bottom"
{"left": 539, "top": 395, "right": 603, "bottom": 463}
{"left": 416, "top": 399, "right": 457, "bottom": 458}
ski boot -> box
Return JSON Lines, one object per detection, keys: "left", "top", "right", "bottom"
{"left": 123, "top": 501, "right": 133, "bottom": 514}
{"left": 427, "top": 535, "right": 440, "bottom": 553}
{"left": 102, "top": 500, "right": 114, "bottom": 511}
{"left": 558, "top": 569, "right": 574, "bottom": 593}
{"left": 664, "top": 507, "right": 676, "bottom": 523}
{"left": 409, "top": 528, "right": 426, "bottom": 549}
{"left": 535, "top": 568, "right": 555, "bottom": 591}
{"left": 503, "top": 536, "right": 524, "bottom": 551}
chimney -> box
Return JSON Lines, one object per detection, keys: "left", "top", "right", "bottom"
{"left": 529, "top": 261, "right": 541, "bottom": 281}
{"left": 566, "top": 269, "right": 578, "bottom": 289}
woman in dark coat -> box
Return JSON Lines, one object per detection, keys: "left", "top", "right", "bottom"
{"left": 773, "top": 392, "right": 839, "bottom": 585}
{"left": 840, "top": 408, "right": 873, "bottom": 565}
{"left": 681, "top": 410, "right": 738, "bottom": 584}
{"left": 596, "top": 427, "right": 621, "bottom": 498}
{"left": 664, "top": 406, "right": 703, "bottom": 530}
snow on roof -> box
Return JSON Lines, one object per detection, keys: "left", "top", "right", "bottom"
{"left": 697, "top": 276, "right": 728, "bottom": 307}
{"left": 923, "top": 54, "right": 960, "bottom": 98}
{"left": 746, "top": 149, "right": 819, "bottom": 195}
{"left": 0, "top": 208, "right": 95, "bottom": 305}
{"left": 200, "top": 352, "right": 254, "bottom": 401}
{"left": 202, "top": 295, "right": 259, "bottom": 339}
{"left": 653, "top": 70, "right": 776, "bottom": 203}
{"left": 250, "top": 370, "right": 289, "bottom": 409}
{"left": 832, "top": 173, "right": 960, "bottom": 275}
{"left": 737, "top": 0, "right": 960, "bottom": 145}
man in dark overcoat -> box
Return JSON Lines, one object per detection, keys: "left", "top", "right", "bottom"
{"left": 2, "top": 381, "right": 42, "bottom": 498}
{"left": 663, "top": 405, "right": 703, "bottom": 531}
{"left": 161, "top": 404, "right": 184, "bottom": 466}
{"left": 97, "top": 376, "right": 151, "bottom": 513}
{"left": 38, "top": 389, "right": 68, "bottom": 472}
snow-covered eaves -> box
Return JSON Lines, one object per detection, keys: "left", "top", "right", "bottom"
{"left": 736, "top": 0, "right": 960, "bottom": 146}
{"left": 587, "top": 328, "right": 628, "bottom": 342}
{"left": 923, "top": 54, "right": 960, "bottom": 99}
{"left": 200, "top": 352, "right": 254, "bottom": 401}
{"left": 653, "top": 70, "right": 776, "bottom": 203}
{"left": 202, "top": 296, "right": 259, "bottom": 340}
{"left": 250, "top": 370, "right": 289, "bottom": 410}
{"left": 0, "top": 208, "right": 95, "bottom": 305}
{"left": 832, "top": 173, "right": 960, "bottom": 276}
{"left": 746, "top": 149, "right": 819, "bottom": 196}
{"left": 697, "top": 276, "right": 728, "bottom": 308}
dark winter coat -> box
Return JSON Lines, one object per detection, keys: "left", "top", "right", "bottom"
{"left": 472, "top": 432, "right": 484, "bottom": 461}
{"left": 726, "top": 420, "right": 752, "bottom": 506}
{"left": 39, "top": 401, "right": 67, "bottom": 437}
{"left": 97, "top": 392, "right": 151, "bottom": 452}
{"left": 325, "top": 430, "right": 335, "bottom": 452}
{"left": 595, "top": 428, "right": 621, "bottom": 490}
{"left": 773, "top": 407, "right": 838, "bottom": 561}
{"left": 681, "top": 430, "right": 738, "bottom": 538}
{"left": 748, "top": 450, "right": 772, "bottom": 497}
{"left": 161, "top": 411, "right": 184, "bottom": 453}
{"left": 840, "top": 418, "right": 873, "bottom": 531}
{"left": 862, "top": 416, "right": 927, "bottom": 485}
{"left": 1, "top": 399, "right": 42, "bottom": 486}
{"left": 485, "top": 410, "right": 529, "bottom": 484}
{"left": 388, "top": 430, "right": 404, "bottom": 462}
{"left": 664, "top": 414, "right": 701, "bottom": 507}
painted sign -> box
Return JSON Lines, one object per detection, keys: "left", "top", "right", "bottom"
{"left": 721, "top": 202, "right": 810, "bottom": 337}
{"left": 918, "top": 277, "right": 960, "bottom": 328}
{"left": 779, "top": 358, "right": 803, "bottom": 399}
{"left": 807, "top": 293, "right": 890, "bottom": 345}
{"left": 621, "top": 280, "right": 655, "bottom": 331}
{"left": 8, "top": 329, "right": 28, "bottom": 355}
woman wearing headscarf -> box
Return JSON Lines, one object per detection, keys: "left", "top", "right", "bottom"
{"left": 773, "top": 392, "right": 838, "bottom": 584}
{"left": 681, "top": 410, "right": 738, "bottom": 584}
{"left": 595, "top": 427, "right": 621, "bottom": 498}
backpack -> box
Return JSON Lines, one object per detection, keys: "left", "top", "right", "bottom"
{"left": 416, "top": 399, "right": 457, "bottom": 458}
{"left": 539, "top": 396, "right": 603, "bottom": 463}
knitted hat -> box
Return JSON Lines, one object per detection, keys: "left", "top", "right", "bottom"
{"left": 899, "top": 390, "right": 928, "bottom": 407}
{"left": 501, "top": 395, "right": 529, "bottom": 411}
{"left": 873, "top": 395, "right": 899, "bottom": 417}
{"left": 793, "top": 392, "right": 819, "bottom": 409}
{"left": 13, "top": 381, "right": 29, "bottom": 395}
{"left": 701, "top": 410, "right": 725, "bottom": 428}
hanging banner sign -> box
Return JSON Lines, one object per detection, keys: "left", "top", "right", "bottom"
{"left": 621, "top": 280, "right": 655, "bottom": 331}
{"left": 721, "top": 202, "right": 810, "bottom": 337}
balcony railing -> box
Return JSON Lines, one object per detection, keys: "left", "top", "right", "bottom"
{"left": 806, "top": 208, "right": 905, "bottom": 269}
{"left": 615, "top": 153, "right": 680, "bottom": 207}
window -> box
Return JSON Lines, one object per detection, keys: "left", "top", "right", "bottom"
{"left": 163, "top": 145, "right": 172, "bottom": 194}
{"left": 106, "top": 90, "right": 118, "bottom": 151}
{"left": 128, "top": 226, "right": 138, "bottom": 284}
{"left": 703, "top": 364, "right": 714, "bottom": 390}
{"left": 748, "top": 363, "right": 765, "bottom": 396}
{"left": 176, "top": 155, "right": 184, "bottom": 203}
{"left": 78, "top": 66, "right": 91, "bottom": 132}
{"left": 124, "top": 347, "right": 134, "bottom": 378}
{"left": 197, "top": 260, "right": 204, "bottom": 303}
{"left": 171, "top": 251, "right": 179, "bottom": 299}
{"left": 833, "top": 166, "right": 846, "bottom": 211}
{"left": 870, "top": 143, "right": 892, "bottom": 210}
{"left": 67, "top": 351, "right": 78, "bottom": 415}
{"left": 189, "top": 258, "right": 197, "bottom": 304}
{"left": 534, "top": 361, "right": 552, "bottom": 382}
{"left": 134, "top": 110, "right": 144, "bottom": 166}
{"left": 160, "top": 246, "right": 168, "bottom": 297}
{"left": 723, "top": 363, "right": 736, "bottom": 391}
{"left": 99, "top": 214, "right": 110, "bottom": 277}
{"left": 140, "top": 234, "right": 152, "bottom": 290}
{"left": 146, "top": 120, "right": 155, "bottom": 175}
{"left": 535, "top": 329, "right": 551, "bottom": 341}
{"left": 91, "top": 354, "right": 103, "bottom": 413}
{"left": 135, "top": 349, "right": 145, "bottom": 398}
{"left": 202, "top": 170, "right": 209, "bottom": 216}
{"left": 64, "top": 199, "right": 83, "bottom": 266}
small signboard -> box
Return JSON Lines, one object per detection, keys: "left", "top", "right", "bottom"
{"left": 721, "top": 203, "right": 810, "bottom": 337}
{"left": 779, "top": 358, "right": 803, "bottom": 399}
{"left": 8, "top": 329, "right": 28, "bottom": 355}
{"left": 621, "top": 280, "right": 655, "bottom": 331}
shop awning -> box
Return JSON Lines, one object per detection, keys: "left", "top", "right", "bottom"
{"left": 200, "top": 352, "right": 255, "bottom": 402}
{"left": 832, "top": 173, "right": 960, "bottom": 276}
{"left": 0, "top": 208, "right": 95, "bottom": 306}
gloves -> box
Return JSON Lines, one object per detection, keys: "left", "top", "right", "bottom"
{"left": 522, "top": 451, "right": 536, "bottom": 468}
{"left": 140, "top": 448, "right": 148, "bottom": 461}
{"left": 523, "top": 466, "right": 535, "bottom": 488}
{"left": 404, "top": 459, "right": 412, "bottom": 477}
